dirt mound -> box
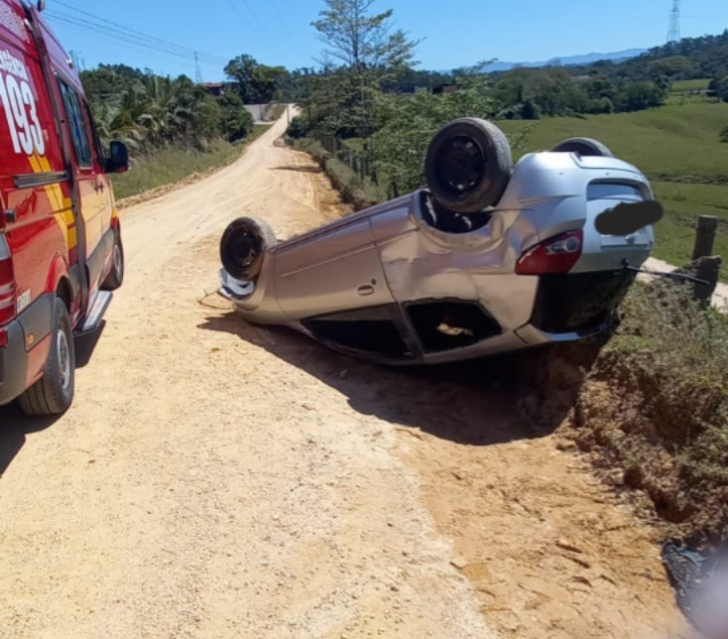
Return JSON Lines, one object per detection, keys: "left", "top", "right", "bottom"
{"left": 564, "top": 348, "right": 728, "bottom": 543}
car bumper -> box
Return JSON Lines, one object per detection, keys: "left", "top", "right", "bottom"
{"left": 0, "top": 320, "right": 29, "bottom": 406}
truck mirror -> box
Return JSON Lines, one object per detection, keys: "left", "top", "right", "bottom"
{"left": 106, "top": 141, "right": 129, "bottom": 174}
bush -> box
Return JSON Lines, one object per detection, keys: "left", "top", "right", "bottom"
{"left": 286, "top": 115, "right": 314, "bottom": 139}
{"left": 217, "top": 92, "right": 254, "bottom": 142}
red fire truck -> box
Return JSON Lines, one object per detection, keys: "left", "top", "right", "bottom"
{"left": 0, "top": 0, "right": 128, "bottom": 416}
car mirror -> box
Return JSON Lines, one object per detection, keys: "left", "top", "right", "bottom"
{"left": 105, "top": 141, "right": 129, "bottom": 174}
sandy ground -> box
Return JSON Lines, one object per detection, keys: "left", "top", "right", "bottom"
{"left": 644, "top": 256, "right": 728, "bottom": 311}
{"left": 0, "top": 111, "right": 689, "bottom": 639}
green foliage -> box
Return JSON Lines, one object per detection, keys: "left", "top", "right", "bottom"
{"left": 312, "top": 0, "right": 418, "bottom": 73}
{"left": 615, "top": 81, "right": 666, "bottom": 112}
{"left": 713, "top": 75, "right": 728, "bottom": 102}
{"left": 81, "top": 67, "right": 228, "bottom": 155}
{"left": 112, "top": 125, "right": 268, "bottom": 200}
{"left": 371, "top": 69, "right": 502, "bottom": 194}
{"left": 493, "top": 67, "right": 666, "bottom": 117}
{"left": 217, "top": 92, "right": 254, "bottom": 142}
{"left": 224, "top": 54, "right": 287, "bottom": 104}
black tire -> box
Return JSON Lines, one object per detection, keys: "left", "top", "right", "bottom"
{"left": 18, "top": 298, "right": 75, "bottom": 417}
{"left": 102, "top": 230, "right": 124, "bottom": 291}
{"left": 220, "top": 217, "right": 277, "bottom": 281}
{"left": 425, "top": 117, "right": 513, "bottom": 214}
{"left": 551, "top": 137, "right": 614, "bottom": 158}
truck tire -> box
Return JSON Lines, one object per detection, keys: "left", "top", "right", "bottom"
{"left": 220, "top": 217, "right": 277, "bottom": 281}
{"left": 18, "top": 298, "right": 75, "bottom": 417}
{"left": 102, "top": 230, "right": 124, "bottom": 291}
{"left": 551, "top": 137, "right": 614, "bottom": 158}
{"left": 425, "top": 118, "right": 513, "bottom": 214}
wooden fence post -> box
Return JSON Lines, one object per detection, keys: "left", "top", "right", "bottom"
{"left": 692, "top": 215, "right": 718, "bottom": 260}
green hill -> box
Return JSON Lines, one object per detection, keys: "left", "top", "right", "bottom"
{"left": 499, "top": 102, "right": 728, "bottom": 268}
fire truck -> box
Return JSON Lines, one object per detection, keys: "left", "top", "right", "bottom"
{"left": 0, "top": 0, "right": 128, "bottom": 416}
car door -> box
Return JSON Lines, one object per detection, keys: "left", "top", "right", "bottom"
{"left": 82, "top": 100, "right": 113, "bottom": 240}
{"left": 57, "top": 78, "right": 106, "bottom": 288}
{"left": 274, "top": 218, "right": 394, "bottom": 320}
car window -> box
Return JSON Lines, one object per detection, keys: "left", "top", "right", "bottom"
{"left": 59, "top": 80, "right": 92, "bottom": 168}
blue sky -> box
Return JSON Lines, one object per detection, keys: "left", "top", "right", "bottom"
{"left": 44, "top": 0, "right": 728, "bottom": 81}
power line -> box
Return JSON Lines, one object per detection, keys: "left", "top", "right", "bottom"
{"left": 225, "top": 0, "right": 266, "bottom": 48}
{"left": 46, "top": 2, "right": 227, "bottom": 65}
{"left": 268, "top": 0, "right": 294, "bottom": 41}
{"left": 45, "top": 13, "right": 220, "bottom": 73}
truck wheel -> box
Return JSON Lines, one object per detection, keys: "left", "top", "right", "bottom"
{"left": 551, "top": 137, "right": 614, "bottom": 158}
{"left": 102, "top": 231, "right": 124, "bottom": 291}
{"left": 425, "top": 118, "right": 513, "bottom": 214}
{"left": 220, "top": 217, "right": 277, "bottom": 281}
{"left": 18, "top": 298, "right": 75, "bottom": 417}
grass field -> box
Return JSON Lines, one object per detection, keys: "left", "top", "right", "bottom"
{"left": 671, "top": 78, "right": 712, "bottom": 92}
{"left": 498, "top": 102, "right": 728, "bottom": 269}
{"left": 112, "top": 125, "right": 268, "bottom": 201}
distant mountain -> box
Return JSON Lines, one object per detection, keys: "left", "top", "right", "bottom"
{"left": 474, "top": 48, "right": 647, "bottom": 72}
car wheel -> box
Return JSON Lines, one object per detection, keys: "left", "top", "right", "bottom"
{"left": 102, "top": 231, "right": 124, "bottom": 291}
{"left": 425, "top": 118, "right": 513, "bottom": 215}
{"left": 551, "top": 137, "right": 614, "bottom": 158}
{"left": 220, "top": 217, "right": 277, "bottom": 281}
{"left": 18, "top": 298, "right": 76, "bottom": 417}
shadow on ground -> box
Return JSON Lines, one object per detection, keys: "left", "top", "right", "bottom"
{"left": 271, "top": 165, "right": 322, "bottom": 174}
{"left": 0, "top": 404, "right": 58, "bottom": 476}
{"left": 200, "top": 312, "right": 601, "bottom": 447}
{"left": 75, "top": 321, "right": 106, "bottom": 368}
{"left": 0, "top": 322, "right": 106, "bottom": 476}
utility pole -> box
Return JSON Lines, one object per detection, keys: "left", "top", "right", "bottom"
{"left": 667, "top": 0, "right": 682, "bottom": 43}
{"left": 194, "top": 52, "right": 204, "bottom": 84}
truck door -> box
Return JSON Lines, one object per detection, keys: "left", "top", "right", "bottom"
{"left": 57, "top": 78, "right": 107, "bottom": 290}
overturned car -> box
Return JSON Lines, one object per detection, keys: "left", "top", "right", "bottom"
{"left": 219, "top": 118, "right": 659, "bottom": 365}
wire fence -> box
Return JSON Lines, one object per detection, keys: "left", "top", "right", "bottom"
{"left": 307, "top": 131, "right": 405, "bottom": 197}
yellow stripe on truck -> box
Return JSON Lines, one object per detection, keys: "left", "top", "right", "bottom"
{"left": 30, "top": 153, "right": 77, "bottom": 251}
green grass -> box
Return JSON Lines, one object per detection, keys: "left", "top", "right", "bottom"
{"left": 112, "top": 126, "right": 268, "bottom": 201}
{"left": 499, "top": 102, "right": 728, "bottom": 272}
{"left": 671, "top": 78, "right": 712, "bottom": 92}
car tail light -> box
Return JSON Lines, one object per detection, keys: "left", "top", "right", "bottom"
{"left": 516, "top": 230, "right": 583, "bottom": 275}
{"left": 0, "top": 255, "right": 16, "bottom": 326}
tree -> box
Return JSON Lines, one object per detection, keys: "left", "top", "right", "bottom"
{"left": 224, "top": 54, "right": 288, "bottom": 103}
{"left": 615, "top": 81, "right": 666, "bottom": 111}
{"left": 217, "top": 92, "right": 254, "bottom": 141}
{"left": 714, "top": 76, "right": 728, "bottom": 102}
{"left": 312, "top": 0, "right": 418, "bottom": 74}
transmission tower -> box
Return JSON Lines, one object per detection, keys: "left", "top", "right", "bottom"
{"left": 667, "top": 0, "right": 682, "bottom": 43}
{"left": 194, "top": 52, "right": 203, "bottom": 84}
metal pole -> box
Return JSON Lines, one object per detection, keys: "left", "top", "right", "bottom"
{"left": 692, "top": 215, "right": 718, "bottom": 260}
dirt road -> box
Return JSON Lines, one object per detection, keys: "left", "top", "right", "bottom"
{"left": 0, "top": 113, "right": 686, "bottom": 639}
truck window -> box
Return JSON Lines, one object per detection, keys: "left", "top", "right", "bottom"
{"left": 58, "top": 80, "right": 92, "bottom": 168}
{"left": 83, "top": 101, "right": 105, "bottom": 164}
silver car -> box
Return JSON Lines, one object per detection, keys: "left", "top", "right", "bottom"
{"left": 218, "top": 118, "right": 658, "bottom": 365}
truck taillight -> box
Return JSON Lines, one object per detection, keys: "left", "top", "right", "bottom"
{"left": 516, "top": 230, "right": 583, "bottom": 276}
{"left": 0, "top": 256, "right": 16, "bottom": 326}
